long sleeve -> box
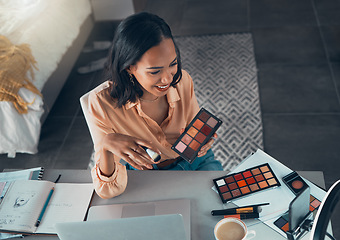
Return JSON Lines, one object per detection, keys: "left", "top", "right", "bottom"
{"left": 86, "top": 83, "right": 129, "bottom": 199}
{"left": 91, "top": 150, "right": 127, "bottom": 199}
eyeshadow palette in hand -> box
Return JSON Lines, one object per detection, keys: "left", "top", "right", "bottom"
{"left": 213, "top": 163, "right": 281, "bottom": 203}
{"left": 172, "top": 108, "right": 222, "bottom": 163}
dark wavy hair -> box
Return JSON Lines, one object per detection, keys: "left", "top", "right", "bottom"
{"left": 105, "top": 12, "right": 182, "bottom": 108}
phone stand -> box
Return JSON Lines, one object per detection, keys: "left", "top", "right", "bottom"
{"left": 286, "top": 186, "right": 313, "bottom": 240}
{"left": 286, "top": 212, "right": 313, "bottom": 240}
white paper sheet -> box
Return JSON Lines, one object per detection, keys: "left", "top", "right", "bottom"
{"left": 226, "top": 149, "right": 326, "bottom": 237}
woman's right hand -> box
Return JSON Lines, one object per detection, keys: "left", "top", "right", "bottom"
{"left": 101, "top": 133, "right": 160, "bottom": 170}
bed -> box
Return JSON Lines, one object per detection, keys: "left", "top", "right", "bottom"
{"left": 0, "top": 0, "right": 93, "bottom": 157}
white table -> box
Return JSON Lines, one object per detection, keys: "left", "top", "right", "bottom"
{"left": 11, "top": 168, "right": 328, "bottom": 240}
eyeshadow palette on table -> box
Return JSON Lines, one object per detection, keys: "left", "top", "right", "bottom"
{"left": 213, "top": 163, "right": 281, "bottom": 203}
{"left": 172, "top": 108, "right": 222, "bottom": 163}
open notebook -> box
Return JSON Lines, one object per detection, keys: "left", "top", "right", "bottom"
{"left": 0, "top": 180, "right": 93, "bottom": 234}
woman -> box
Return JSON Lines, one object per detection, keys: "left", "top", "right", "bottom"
{"left": 87, "top": 12, "right": 223, "bottom": 199}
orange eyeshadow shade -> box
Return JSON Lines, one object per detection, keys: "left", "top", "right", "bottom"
{"left": 255, "top": 175, "right": 264, "bottom": 181}
{"left": 282, "top": 223, "right": 289, "bottom": 232}
{"left": 243, "top": 171, "right": 252, "bottom": 178}
{"left": 249, "top": 184, "right": 259, "bottom": 191}
{"left": 193, "top": 119, "right": 204, "bottom": 130}
{"left": 240, "top": 186, "right": 250, "bottom": 194}
{"left": 260, "top": 166, "right": 270, "bottom": 172}
{"left": 264, "top": 172, "right": 273, "bottom": 179}
{"left": 187, "top": 127, "right": 198, "bottom": 138}
{"left": 267, "top": 178, "right": 277, "bottom": 186}
{"left": 251, "top": 168, "right": 261, "bottom": 175}
{"left": 237, "top": 180, "right": 247, "bottom": 188}
{"left": 258, "top": 181, "right": 268, "bottom": 188}
{"left": 189, "top": 140, "right": 200, "bottom": 151}
{"left": 213, "top": 163, "right": 281, "bottom": 203}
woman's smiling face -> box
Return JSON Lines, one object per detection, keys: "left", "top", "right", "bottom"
{"left": 128, "top": 38, "right": 178, "bottom": 100}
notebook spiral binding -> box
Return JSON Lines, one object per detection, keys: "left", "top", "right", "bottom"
{"left": 30, "top": 167, "right": 45, "bottom": 180}
{"left": 38, "top": 167, "right": 44, "bottom": 180}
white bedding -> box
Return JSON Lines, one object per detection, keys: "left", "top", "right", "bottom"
{"left": 0, "top": 0, "right": 92, "bottom": 157}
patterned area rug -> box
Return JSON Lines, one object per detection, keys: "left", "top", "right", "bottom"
{"left": 175, "top": 33, "right": 263, "bottom": 172}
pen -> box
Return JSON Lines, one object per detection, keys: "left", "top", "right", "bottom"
{"left": 224, "top": 212, "right": 259, "bottom": 220}
{"left": 211, "top": 203, "right": 269, "bottom": 216}
{"left": 35, "top": 187, "right": 54, "bottom": 227}
{"left": 54, "top": 174, "right": 61, "bottom": 183}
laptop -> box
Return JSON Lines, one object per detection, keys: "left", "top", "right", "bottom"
{"left": 55, "top": 214, "right": 187, "bottom": 240}
{"left": 87, "top": 198, "right": 190, "bottom": 240}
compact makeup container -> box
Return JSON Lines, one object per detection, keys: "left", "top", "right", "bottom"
{"left": 171, "top": 108, "right": 222, "bottom": 163}
{"left": 213, "top": 163, "right": 281, "bottom": 203}
{"left": 283, "top": 171, "right": 308, "bottom": 196}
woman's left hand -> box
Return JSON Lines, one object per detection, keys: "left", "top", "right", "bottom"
{"left": 179, "top": 128, "right": 217, "bottom": 157}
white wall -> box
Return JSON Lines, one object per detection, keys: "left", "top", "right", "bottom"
{"left": 90, "top": 0, "right": 135, "bottom": 21}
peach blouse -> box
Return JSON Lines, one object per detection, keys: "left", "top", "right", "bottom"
{"left": 88, "top": 70, "right": 200, "bottom": 198}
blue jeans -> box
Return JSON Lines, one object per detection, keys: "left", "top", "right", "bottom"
{"left": 125, "top": 149, "right": 223, "bottom": 171}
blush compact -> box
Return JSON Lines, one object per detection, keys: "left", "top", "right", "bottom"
{"left": 282, "top": 171, "right": 308, "bottom": 196}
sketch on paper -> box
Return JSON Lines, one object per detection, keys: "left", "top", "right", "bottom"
{"left": 13, "top": 193, "right": 36, "bottom": 208}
